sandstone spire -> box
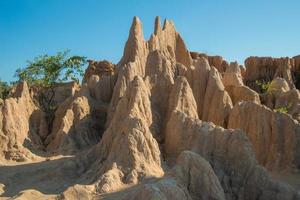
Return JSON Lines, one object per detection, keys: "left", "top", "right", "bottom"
{"left": 167, "top": 76, "right": 198, "bottom": 119}
{"left": 154, "top": 16, "right": 162, "bottom": 35}
{"left": 130, "top": 16, "right": 143, "bottom": 38}
{"left": 87, "top": 76, "right": 163, "bottom": 193}
{"left": 163, "top": 18, "right": 174, "bottom": 30}
{"left": 122, "top": 16, "right": 147, "bottom": 64}
{"left": 202, "top": 67, "right": 233, "bottom": 127}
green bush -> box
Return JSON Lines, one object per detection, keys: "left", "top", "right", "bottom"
{"left": 274, "top": 104, "right": 292, "bottom": 114}
{"left": 0, "top": 80, "right": 11, "bottom": 99}
{"left": 255, "top": 80, "right": 271, "bottom": 93}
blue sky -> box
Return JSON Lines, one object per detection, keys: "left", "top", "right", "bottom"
{"left": 1, "top": 0, "right": 300, "bottom": 82}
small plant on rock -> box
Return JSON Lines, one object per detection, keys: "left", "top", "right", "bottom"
{"left": 255, "top": 80, "right": 271, "bottom": 93}
{"left": 274, "top": 103, "right": 292, "bottom": 114}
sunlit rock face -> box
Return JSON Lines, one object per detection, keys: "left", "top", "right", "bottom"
{"left": 1, "top": 17, "right": 300, "bottom": 200}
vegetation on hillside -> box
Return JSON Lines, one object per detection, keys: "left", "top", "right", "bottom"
{"left": 15, "top": 50, "right": 86, "bottom": 132}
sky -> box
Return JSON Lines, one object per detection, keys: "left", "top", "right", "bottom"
{"left": 0, "top": 0, "right": 300, "bottom": 82}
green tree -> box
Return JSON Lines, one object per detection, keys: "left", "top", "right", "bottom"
{"left": 0, "top": 80, "right": 11, "bottom": 99}
{"left": 15, "top": 50, "right": 86, "bottom": 132}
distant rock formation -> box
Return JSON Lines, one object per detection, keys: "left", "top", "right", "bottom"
{"left": 83, "top": 60, "right": 115, "bottom": 83}
{"left": 244, "top": 56, "right": 299, "bottom": 90}
{"left": 190, "top": 52, "right": 229, "bottom": 73}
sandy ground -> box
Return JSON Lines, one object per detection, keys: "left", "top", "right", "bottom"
{"left": 0, "top": 154, "right": 299, "bottom": 199}
{"left": 0, "top": 155, "right": 81, "bottom": 199}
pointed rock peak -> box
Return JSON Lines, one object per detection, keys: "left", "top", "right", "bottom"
{"left": 124, "top": 76, "right": 152, "bottom": 125}
{"left": 121, "top": 16, "right": 146, "bottom": 64}
{"left": 132, "top": 16, "right": 141, "bottom": 27}
{"left": 154, "top": 16, "right": 162, "bottom": 35}
{"left": 210, "top": 67, "right": 225, "bottom": 90}
{"left": 175, "top": 34, "right": 193, "bottom": 67}
{"left": 129, "top": 16, "right": 144, "bottom": 39}
{"left": 163, "top": 19, "right": 175, "bottom": 31}
{"left": 168, "top": 76, "right": 198, "bottom": 119}
{"left": 12, "top": 81, "right": 30, "bottom": 99}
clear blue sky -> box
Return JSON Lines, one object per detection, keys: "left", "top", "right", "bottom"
{"left": 1, "top": 0, "right": 300, "bottom": 82}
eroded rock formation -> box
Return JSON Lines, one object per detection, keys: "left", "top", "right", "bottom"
{"left": 1, "top": 16, "right": 300, "bottom": 200}
{"left": 228, "top": 101, "right": 300, "bottom": 171}
{"left": 0, "top": 82, "right": 41, "bottom": 162}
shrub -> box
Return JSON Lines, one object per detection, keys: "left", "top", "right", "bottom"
{"left": 255, "top": 80, "right": 271, "bottom": 93}
{"left": 0, "top": 80, "right": 11, "bottom": 99}
{"left": 274, "top": 103, "right": 292, "bottom": 114}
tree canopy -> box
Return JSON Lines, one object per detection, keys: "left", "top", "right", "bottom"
{"left": 15, "top": 50, "right": 86, "bottom": 88}
{"left": 14, "top": 50, "right": 87, "bottom": 133}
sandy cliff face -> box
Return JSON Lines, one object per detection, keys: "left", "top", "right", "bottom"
{"left": 1, "top": 17, "right": 300, "bottom": 200}
{"left": 228, "top": 101, "right": 300, "bottom": 171}
{"left": 0, "top": 82, "right": 41, "bottom": 162}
